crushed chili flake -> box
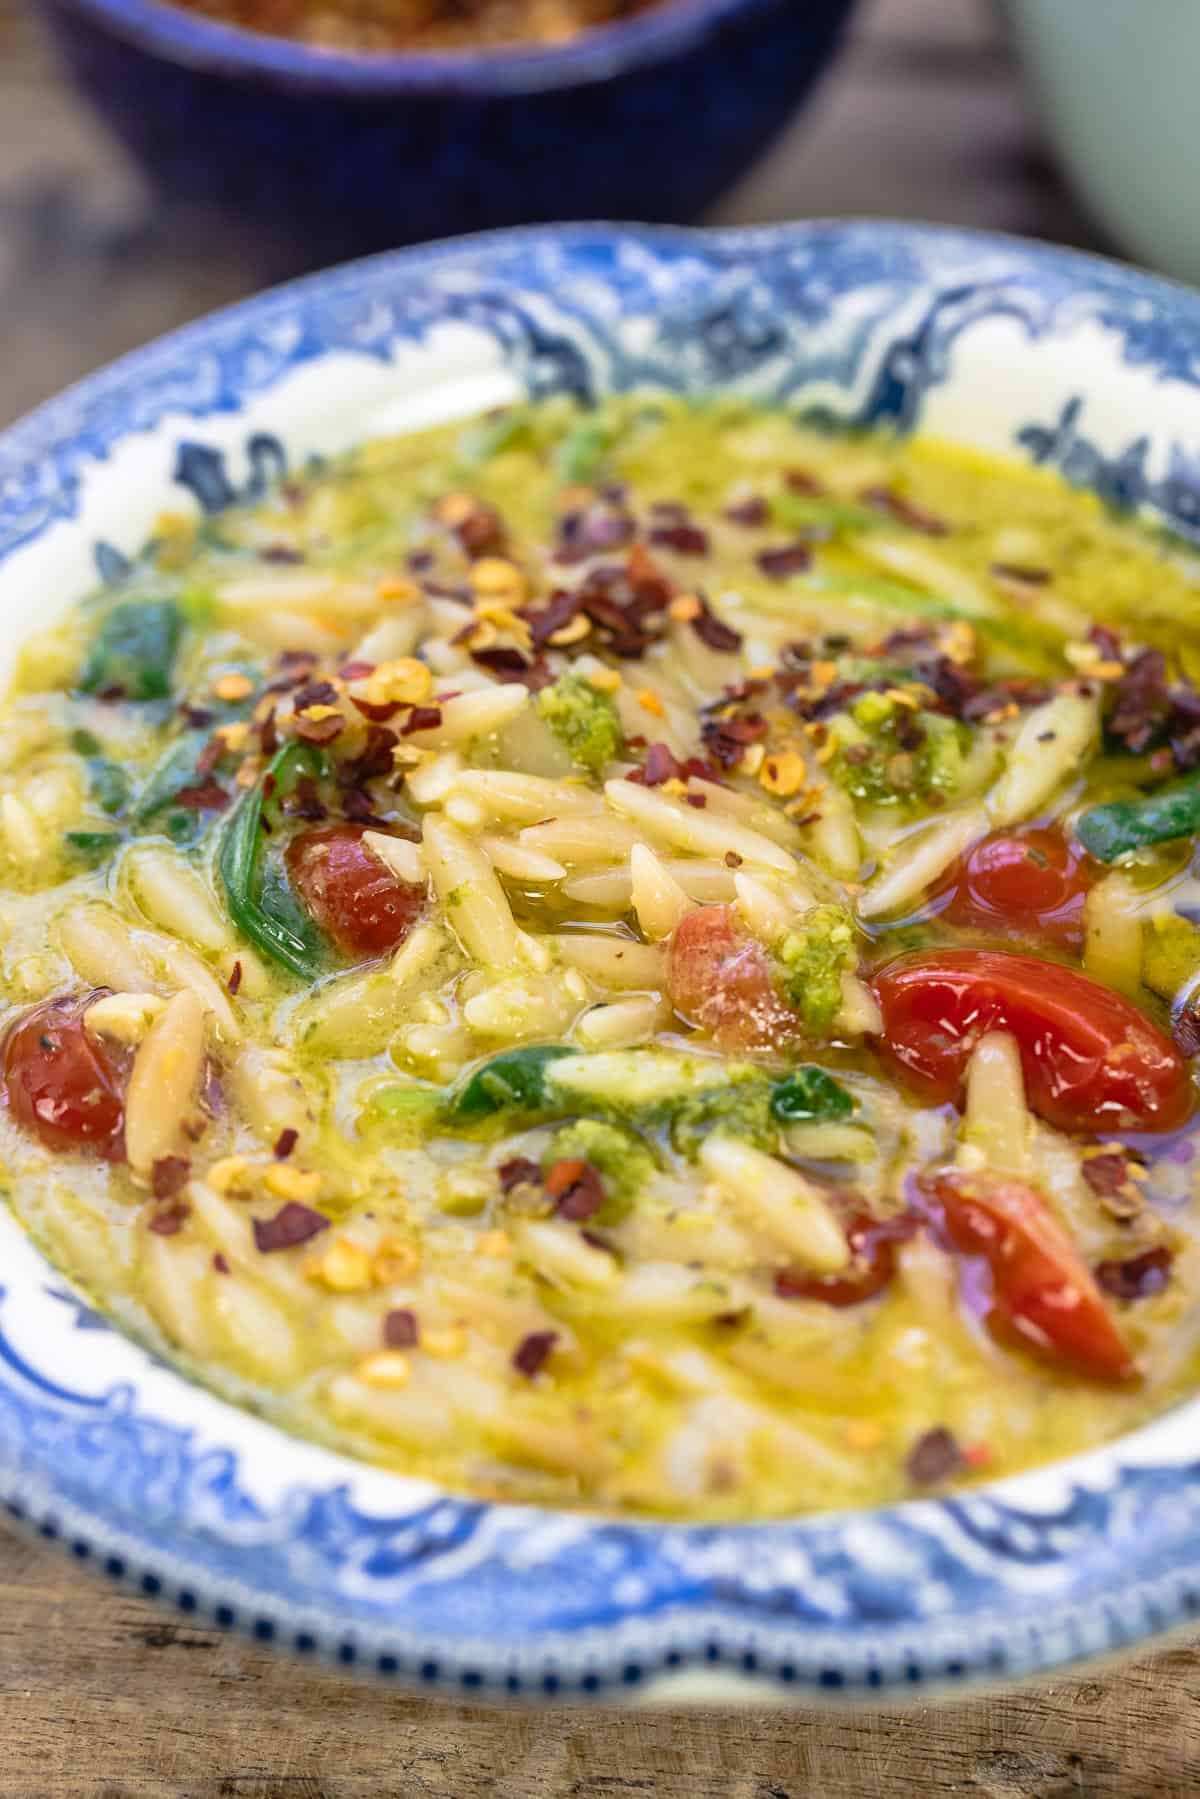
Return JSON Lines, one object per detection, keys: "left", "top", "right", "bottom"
{"left": 282, "top": 774, "right": 326, "bottom": 822}
{"left": 545, "top": 1157, "right": 605, "bottom": 1222}
{"left": 338, "top": 726, "right": 399, "bottom": 788}
{"left": 756, "top": 542, "right": 812, "bottom": 581}
{"left": 1095, "top": 1245, "right": 1174, "bottom": 1301}
{"left": 273, "top": 1127, "right": 299, "bottom": 1161}
{"left": 227, "top": 960, "right": 243, "bottom": 996}
{"left": 498, "top": 1156, "right": 542, "bottom": 1193}
{"left": 148, "top": 1199, "right": 189, "bottom": 1236}
{"left": 724, "top": 496, "right": 769, "bottom": 528}
{"left": 905, "top": 1426, "right": 965, "bottom": 1484}
{"left": 173, "top": 779, "right": 230, "bottom": 812}
{"left": 253, "top": 1202, "right": 329, "bottom": 1254}
{"left": 648, "top": 521, "right": 710, "bottom": 556}
{"left": 339, "top": 659, "right": 375, "bottom": 682}
{"left": 384, "top": 1307, "right": 420, "bottom": 1349}
{"left": 1081, "top": 1153, "right": 1133, "bottom": 1198}
{"left": 292, "top": 712, "right": 343, "bottom": 746}
{"left": 512, "top": 1329, "right": 558, "bottom": 1378}
{"left": 689, "top": 597, "right": 742, "bottom": 654}
{"left": 291, "top": 679, "right": 339, "bottom": 712}
{"left": 860, "top": 485, "right": 948, "bottom": 536}
{"left": 151, "top": 1155, "right": 191, "bottom": 1200}
{"left": 195, "top": 736, "right": 225, "bottom": 778}
{"left": 784, "top": 467, "right": 826, "bottom": 496}
{"left": 401, "top": 705, "right": 442, "bottom": 736}
{"left": 259, "top": 707, "right": 280, "bottom": 755}
{"left": 724, "top": 850, "right": 743, "bottom": 868}
{"left": 212, "top": 1252, "right": 230, "bottom": 1274}
{"left": 470, "top": 645, "right": 533, "bottom": 676}
{"left": 990, "top": 561, "right": 1050, "bottom": 584}
{"left": 687, "top": 793, "right": 707, "bottom": 808}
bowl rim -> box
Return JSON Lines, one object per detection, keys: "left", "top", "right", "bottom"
{"left": 4, "top": 217, "right": 1200, "bottom": 1702}
{"left": 45, "top": 0, "right": 796, "bottom": 93}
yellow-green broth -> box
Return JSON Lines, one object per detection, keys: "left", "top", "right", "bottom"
{"left": 1, "top": 391, "right": 1199, "bottom": 1520}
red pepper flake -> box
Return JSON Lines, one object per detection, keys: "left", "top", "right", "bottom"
{"left": 173, "top": 779, "right": 230, "bottom": 812}
{"left": 724, "top": 496, "right": 769, "bottom": 528}
{"left": 498, "top": 1156, "right": 542, "bottom": 1193}
{"left": 339, "top": 660, "right": 375, "bottom": 682}
{"left": 292, "top": 679, "right": 339, "bottom": 712}
{"left": 273, "top": 1127, "right": 299, "bottom": 1161}
{"left": 648, "top": 521, "right": 710, "bottom": 556}
{"left": 990, "top": 562, "right": 1050, "bottom": 585}
{"left": 283, "top": 775, "right": 326, "bottom": 822}
{"left": 777, "top": 1211, "right": 919, "bottom": 1308}
{"left": 1081, "top": 1153, "right": 1132, "bottom": 1198}
{"left": 195, "top": 736, "right": 225, "bottom": 778}
{"left": 470, "top": 645, "right": 533, "bottom": 676}
{"left": 401, "top": 705, "right": 442, "bottom": 736}
{"left": 690, "top": 597, "right": 742, "bottom": 654}
{"left": 213, "top": 1252, "right": 230, "bottom": 1274}
{"left": 784, "top": 468, "right": 826, "bottom": 496}
{"left": 151, "top": 1155, "right": 191, "bottom": 1200}
{"left": 756, "top": 542, "right": 812, "bottom": 581}
{"left": 384, "top": 1307, "right": 419, "bottom": 1350}
{"left": 1095, "top": 1245, "right": 1174, "bottom": 1301}
{"left": 259, "top": 707, "right": 279, "bottom": 755}
{"left": 860, "top": 486, "right": 948, "bottom": 536}
{"left": 905, "top": 1426, "right": 965, "bottom": 1485}
{"left": 253, "top": 1202, "right": 329, "bottom": 1254}
{"left": 724, "top": 850, "right": 743, "bottom": 869}
{"left": 148, "top": 1199, "right": 190, "bottom": 1236}
{"left": 227, "top": 960, "right": 243, "bottom": 996}
{"left": 512, "top": 1329, "right": 558, "bottom": 1378}
{"left": 687, "top": 793, "right": 707, "bottom": 808}
{"left": 292, "top": 712, "right": 343, "bottom": 746}
{"left": 545, "top": 1157, "right": 605, "bottom": 1222}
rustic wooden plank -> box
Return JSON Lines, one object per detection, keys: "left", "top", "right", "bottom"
{"left": 0, "top": 0, "right": 1194, "bottom": 1791}
{"left": 0, "top": 1523, "right": 1198, "bottom": 1798}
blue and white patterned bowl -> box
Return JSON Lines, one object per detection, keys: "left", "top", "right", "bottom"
{"left": 3, "top": 222, "right": 1200, "bottom": 1705}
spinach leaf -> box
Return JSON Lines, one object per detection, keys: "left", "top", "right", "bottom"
{"left": 217, "top": 741, "right": 327, "bottom": 981}
{"left": 770, "top": 1066, "right": 854, "bottom": 1124}
{"left": 450, "top": 1046, "right": 578, "bottom": 1121}
{"left": 79, "top": 599, "right": 182, "bottom": 701}
{"left": 1076, "top": 773, "right": 1200, "bottom": 862}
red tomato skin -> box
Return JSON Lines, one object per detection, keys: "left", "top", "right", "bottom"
{"left": 667, "top": 905, "right": 801, "bottom": 1053}
{"left": 776, "top": 1210, "right": 919, "bottom": 1307}
{"left": 3, "top": 995, "right": 125, "bottom": 1159}
{"left": 285, "top": 825, "right": 425, "bottom": 960}
{"left": 932, "top": 827, "right": 1095, "bottom": 950}
{"left": 872, "top": 949, "right": 1192, "bottom": 1133}
{"left": 919, "top": 1171, "right": 1135, "bottom": 1383}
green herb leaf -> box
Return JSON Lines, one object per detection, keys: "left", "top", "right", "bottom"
{"left": 555, "top": 415, "right": 611, "bottom": 484}
{"left": 216, "top": 741, "right": 327, "bottom": 981}
{"left": 134, "top": 729, "right": 209, "bottom": 823}
{"left": 770, "top": 1066, "right": 854, "bottom": 1124}
{"left": 63, "top": 830, "right": 121, "bottom": 862}
{"left": 1076, "top": 774, "right": 1200, "bottom": 862}
{"left": 451, "top": 1046, "right": 578, "bottom": 1121}
{"left": 79, "top": 600, "right": 182, "bottom": 701}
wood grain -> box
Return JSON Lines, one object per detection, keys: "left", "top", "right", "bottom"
{"left": 0, "top": 0, "right": 1194, "bottom": 1791}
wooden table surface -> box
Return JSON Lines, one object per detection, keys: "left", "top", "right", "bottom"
{"left": 0, "top": 0, "right": 1196, "bottom": 1792}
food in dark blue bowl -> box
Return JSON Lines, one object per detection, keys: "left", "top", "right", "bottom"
{"left": 36, "top": 0, "right": 857, "bottom": 264}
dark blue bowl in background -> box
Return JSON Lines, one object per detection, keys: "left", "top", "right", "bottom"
{"left": 35, "top": 0, "right": 857, "bottom": 266}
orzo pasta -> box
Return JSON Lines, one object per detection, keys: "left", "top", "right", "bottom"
{"left": 4, "top": 392, "right": 1200, "bottom": 1518}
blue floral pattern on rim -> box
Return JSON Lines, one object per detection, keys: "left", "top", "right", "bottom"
{"left": 1, "top": 222, "right": 1200, "bottom": 1701}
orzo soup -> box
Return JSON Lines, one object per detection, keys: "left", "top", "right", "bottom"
{"left": 4, "top": 393, "right": 1200, "bottom": 1519}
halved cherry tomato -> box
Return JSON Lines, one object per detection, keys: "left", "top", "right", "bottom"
{"left": 775, "top": 1209, "right": 919, "bottom": 1307}
{"left": 930, "top": 826, "right": 1095, "bottom": 950}
{"left": 3, "top": 994, "right": 125, "bottom": 1159}
{"left": 918, "top": 1170, "right": 1135, "bottom": 1382}
{"left": 667, "top": 905, "right": 800, "bottom": 1053}
{"left": 285, "top": 824, "right": 425, "bottom": 961}
{"left": 873, "top": 948, "right": 1192, "bottom": 1133}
